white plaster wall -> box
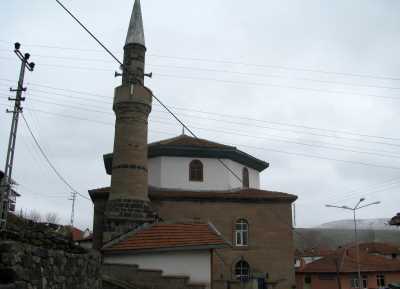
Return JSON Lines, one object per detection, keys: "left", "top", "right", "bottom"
{"left": 148, "top": 156, "right": 260, "bottom": 191}
{"left": 105, "top": 250, "right": 211, "bottom": 287}
{"left": 148, "top": 156, "right": 162, "bottom": 186}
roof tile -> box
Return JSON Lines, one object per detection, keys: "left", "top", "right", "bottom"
{"left": 103, "top": 223, "right": 228, "bottom": 252}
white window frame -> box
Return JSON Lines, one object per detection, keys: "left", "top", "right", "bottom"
{"left": 235, "top": 260, "right": 250, "bottom": 280}
{"left": 377, "top": 273, "right": 385, "bottom": 288}
{"left": 235, "top": 219, "right": 249, "bottom": 246}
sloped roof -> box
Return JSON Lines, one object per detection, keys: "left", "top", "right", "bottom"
{"left": 149, "top": 187, "right": 297, "bottom": 202}
{"left": 103, "top": 135, "right": 269, "bottom": 174}
{"left": 88, "top": 187, "right": 297, "bottom": 203}
{"left": 103, "top": 222, "right": 228, "bottom": 253}
{"left": 357, "top": 242, "right": 400, "bottom": 255}
{"left": 297, "top": 250, "right": 400, "bottom": 273}
{"left": 390, "top": 213, "right": 400, "bottom": 226}
{"left": 149, "top": 134, "right": 233, "bottom": 149}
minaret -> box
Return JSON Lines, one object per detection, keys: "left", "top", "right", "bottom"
{"left": 104, "top": 0, "right": 154, "bottom": 242}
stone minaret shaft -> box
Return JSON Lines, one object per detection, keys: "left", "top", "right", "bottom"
{"left": 104, "top": 0, "right": 154, "bottom": 241}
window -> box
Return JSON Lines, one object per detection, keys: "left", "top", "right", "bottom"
{"left": 242, "top": 167, "right": 249, "bottom": 188}
{"left": 350, "top": 276, "right": 360, "bottom": 288}
{"left": 377, "top": 274, "right": 385, "bottom": 288}
{"left": 304, "top": 275, "right": 311, "bottom": 284}
{"left": 235, "top": 219, "right": 249, "bottom": 246}
{"left": 189, "top": 160, "right": 203, "bottom": 182}
{"left": 362, "top": 275, "right": 368, "bottom": 289}
{"left": 235, "top": 260, "right": 250, "bottom": 280}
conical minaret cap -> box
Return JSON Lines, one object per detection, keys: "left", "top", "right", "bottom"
{"left": 125, "top": 0, "right": 145, "bottom": 47}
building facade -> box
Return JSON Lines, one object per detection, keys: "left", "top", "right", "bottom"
{"left": 89, "top": 1, "right": 297, "bottom": 289}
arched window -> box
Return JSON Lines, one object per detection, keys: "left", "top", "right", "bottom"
{"left": 235, "top": 219, "right": 249, "bottom": 246}
{"left": 235, "top": 260, "right": 250, "bottom": 280}
{"left": 242, "top": 167, "right": 249, "bottom": 188}
{"left": 189, "top": 160, "right": 203, "bottom": 182}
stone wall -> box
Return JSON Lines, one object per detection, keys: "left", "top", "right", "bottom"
{"left": 0, "top": 240, "right": 101, "bottom": 289}
{"left": 0, "top": 214, "right": 101, "bottom": 289}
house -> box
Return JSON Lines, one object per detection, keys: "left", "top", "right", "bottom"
{"left": 89, "top": 1, "right": 297, "bottom": 289}
{"left": 296, "top": 242, "right": 400, "bottom": 289}
{"left": 390, "top": 214, "right": 400, "bottom": 227}
{"left": 103, "top": 222, "right": 229, "bottom": 289}
{"left": 0, "top": 170, "right": 20, "bottom": 212}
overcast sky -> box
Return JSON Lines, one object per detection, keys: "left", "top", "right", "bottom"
{"left": 1, "top": 0, "right": 400, "bottom": 230}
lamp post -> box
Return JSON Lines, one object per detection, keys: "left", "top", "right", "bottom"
{"left": 326, "top": 198, "right": 381, "bottom": 289}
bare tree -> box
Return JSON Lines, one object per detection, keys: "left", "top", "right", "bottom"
{"left": 45, "top": 212, "right": 60, "bottom": 224}
{"left": 27, "top": 210, "right": 42, "bottom": 223}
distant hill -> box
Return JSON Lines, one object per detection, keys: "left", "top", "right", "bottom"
{"left": 317, "top": 218, "right": 397, "bottom": 231}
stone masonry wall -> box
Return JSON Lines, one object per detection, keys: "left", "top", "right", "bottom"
{"left": 0, "top": 240, "right": 101, "bottom": 289}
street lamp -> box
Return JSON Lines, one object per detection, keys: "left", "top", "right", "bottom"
{"left": 325, "top": 198, "right": 381, "bottom": 289}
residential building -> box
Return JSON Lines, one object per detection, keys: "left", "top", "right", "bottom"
{"left": 296, "top": 242, "right": 400, "bottom": 289}
{"left": 0, "top": 170, "right": 20, "bottom": 212}
{"left": 103, "top": 222, "right": 229, "bottom": 289}
{"left": 390, "top": 214, "right": 400, "bottom": 227}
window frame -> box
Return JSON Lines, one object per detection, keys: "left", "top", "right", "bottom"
{"left": 376, "top": 273, "right": 385, "bottom": 288}
{"left": 189, "top": 159, "right": 204, "bottom": 182}
{"left": 350, "top": 276, "right": 360, "bottom": 288}
{"left": 234, "top": 260, "right": 250, "bottom": 281}
{"left": 235, "top": 218, "right": 249, "bottom": 247}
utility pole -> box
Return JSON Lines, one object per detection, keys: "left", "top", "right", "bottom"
{"left": 0, "top": 42, "right": 35, "bottom": 231}
{"left": 69, "top": 191, "right": 77, "bottom": 227}
{"left": 326, "top": 198, "right": 380, "bottom": 289}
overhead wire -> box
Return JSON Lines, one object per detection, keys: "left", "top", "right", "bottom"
{"left": 2, "top": 56, "right": 400, "bottom": 101}
{"left": 3, "top": 95, "right": 400, "bottom": 162}
{"left": 2, "top": 50, "right": 400, "bottom": 91}
{"left": 1, "top": 39, "right": 400, "bottom": 82}
{"left": 4, "top": 102, "right": 400, "bottom": 172}
{"left": 2, "top": 92, "right": 400, "bottom": 160}
{"left": 1, "top": 78, "right": 400, "bottom": 143}
{"left": 20, "top": 113, "right": 91, "bottom": 201}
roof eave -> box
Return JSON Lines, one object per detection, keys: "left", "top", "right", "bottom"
{"left": 103, "top": 243, "right": 229, "bottom": 255}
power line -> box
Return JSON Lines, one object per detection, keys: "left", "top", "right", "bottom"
{"left": 20, "top": 113, "right": 91, "bottom": 201}
{"left": 6, "top": 104, "right": 400, "bottom": 172}
{"left": 2, "top": 78, "right": 400, "bottom": 143}
{"left": 1, "top": 57, "right": 400, "bottom": 101}
{"left": 4, "top": 93, "right": 400, "bottom": 159}
{"left": 54, "top": 0, "right": 122, "bottom": 66}
{"left": 3, "top": 95, "right": 400, "bottom": 160}
{"left": 2, "top": 51, "right": 400, "bottom": 91}
{"left": 2, "top": 39, "right": 400, "bottom": 82}
{"left": 3, "top": 102, "right": 400, "bottom": 207}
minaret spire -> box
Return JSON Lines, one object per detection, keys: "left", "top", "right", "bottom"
{"left": 100, "top": 0, "right": 154, "bottom": 244}
{"left": 125, "top": 0, "right": 145, "bottom": 47}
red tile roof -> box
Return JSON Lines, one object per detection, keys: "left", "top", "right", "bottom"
{"left": 297, "top": 250, "right": 400, "bottom": 273}
{"left": 89, "top": 187, "right": 297, "bottom": 202}
{"left": 357, "top": 242, "right": 400, "bottom": 255}
{"left": 149, "top": 134, "right": 233, "bottom": 149}
{"left": 103, "top": 222, "right": 228, "bottom": 252}
{"left": 64, "top": 226, "right": 84, "bottom": 241}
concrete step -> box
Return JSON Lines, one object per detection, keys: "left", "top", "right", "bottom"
{"left": 102, "top": 274, "right": 143, "bottom": 289}
{"left": 102, "top": 263, "right": 204, "bottom": 289}
{"left": 102, "top": 264, "right": 163, "bottom": 283}
{"left": 186, "top": 283, "right": 207, "bottom": 289}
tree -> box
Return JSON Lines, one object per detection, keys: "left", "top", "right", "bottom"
{"left": 27, "top": 210, "right": 42, "bottom": 222}
{"left": 45, "top": 212, "right": 60, "bottom": 224}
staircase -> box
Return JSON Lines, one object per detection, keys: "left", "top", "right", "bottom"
{"left": 101, "top": 263, "right": 207, "bottom": 289}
